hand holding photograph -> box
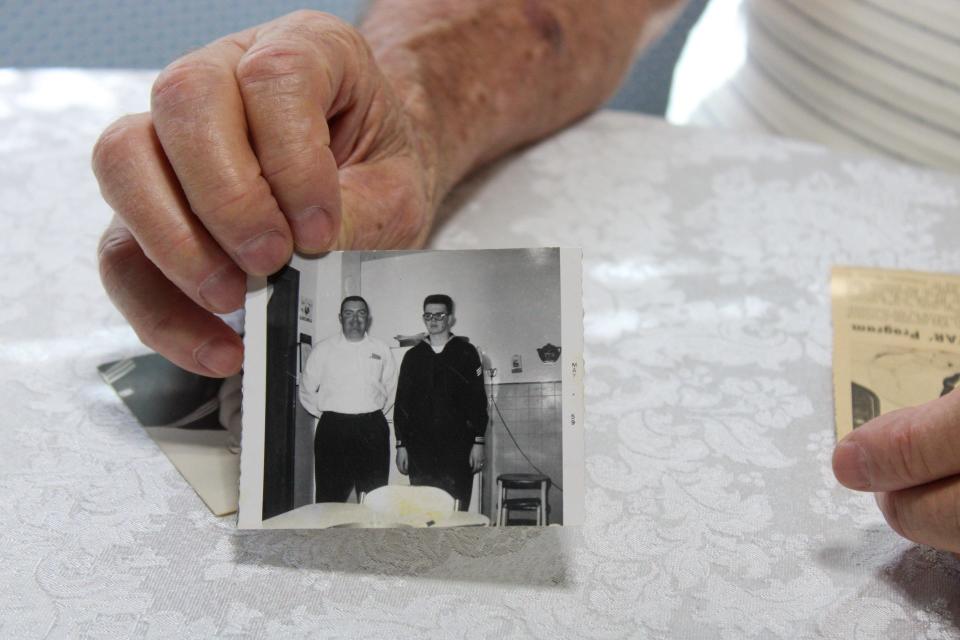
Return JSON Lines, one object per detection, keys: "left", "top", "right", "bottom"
{"left": 238, "top": 248, "right": 584, "bottom": 529}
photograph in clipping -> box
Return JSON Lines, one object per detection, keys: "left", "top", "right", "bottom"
{"left": 239, "top": 248, "right": 584, "bottom": 529}
{"left": 831, "top": 266, "right": 960, "bottom": 440}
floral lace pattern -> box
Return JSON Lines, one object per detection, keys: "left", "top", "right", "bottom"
{"left": 2, "top": 71, "right": 959, "bottom": 638}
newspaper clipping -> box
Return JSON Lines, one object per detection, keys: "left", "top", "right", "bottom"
{"left": 832, "top": 266, "right": 960, "bottom": 440}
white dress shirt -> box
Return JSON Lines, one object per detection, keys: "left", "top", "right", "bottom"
{"left": 298, "top": 333, "right": 397, "bottom": 416}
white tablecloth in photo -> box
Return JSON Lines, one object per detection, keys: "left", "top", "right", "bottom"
{"left": 1, "top": 69, "right": 959, "bottom": 638}
{"left": 261, "top": 503, "right": 489, "bottom": 529}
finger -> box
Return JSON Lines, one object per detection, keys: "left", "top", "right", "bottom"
{"left": 98, "top": 218, "right": 244, "bottom": 377}
{"left": 833, "top": 389, "right": 960, "bottom": 492}
{"left": 92, "top": 113, "right": 246, "bottom": 314}
{"left": 875, "top": 476, "right": 960, "bottom": 554}
{"left": 235, "top": 13, "right": 353, "bottom": 252}
{"left": 150, "top": 32, "right": 294, "bottom": 275}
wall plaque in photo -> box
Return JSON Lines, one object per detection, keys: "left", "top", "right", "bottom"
{"left": 238, "top": 248, "right": 584, "bottom": 529}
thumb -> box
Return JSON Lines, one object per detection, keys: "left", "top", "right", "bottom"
{"left": 833, "top": 389, "right": 960, "bottom": 492}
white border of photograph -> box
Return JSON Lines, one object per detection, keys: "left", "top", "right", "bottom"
{"left": 238, "top": 248, "right": 584, "bottom": 529}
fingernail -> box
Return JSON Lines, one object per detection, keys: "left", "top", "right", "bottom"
{"left": 198, "top": 265, "right": 246, "bottom": 313}
{"left": 236, "top": 230, "right": 290, "bottom": 274}
{"left": 834, "top": 439, "right": 871, "bottom": 490}
{"left": 290, "top": 206, "right": 336, "bottom": 253}
{"left": 195, "top": 338, "right": 243, "bottom": 376}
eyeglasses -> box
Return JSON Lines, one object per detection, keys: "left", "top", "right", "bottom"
{"left": 422, "top": 312, "right": 448, "bottom": 321}
{"left": 341, "top": 310, "right": 368, "bottom": 319}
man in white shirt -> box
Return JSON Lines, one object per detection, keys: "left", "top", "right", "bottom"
{"left": 299, "top": 296, "right": 397, "bottom": 503}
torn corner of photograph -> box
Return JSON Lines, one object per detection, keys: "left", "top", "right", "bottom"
{"left": 237, "top": 247, "right": 585, "bottom": 530}
{"left": 831, "top": 266, "right": 960, "bottom": 441}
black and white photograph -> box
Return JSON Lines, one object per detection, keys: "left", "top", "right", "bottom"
{"left": 238, "top": 248, "right": 583, "bottom": 528}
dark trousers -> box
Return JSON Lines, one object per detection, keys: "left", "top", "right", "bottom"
{"left": 314, "top": 411, "right": 388, "bottom": 503}
{"left": 408, "top": 440, "right": 475, "bottom": 511}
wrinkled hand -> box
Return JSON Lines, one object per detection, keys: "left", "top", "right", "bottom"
{"left": 395, "top": 447, "right": 409, "bottom": 475}
{"left": 468, "top": 443, "right": 486, "bottom": 473}
{"left": 833, "top": 389, "right": 960, "bottom": 553}
{"left": 93, "top": 11, "right": 438, "bottom": 377}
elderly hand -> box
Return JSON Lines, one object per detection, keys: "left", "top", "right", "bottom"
{"left": 92, "top": 1, "right": 686, "bottom": 377}
{"left": 833, "top": 389, "right": 960, "bottom": 553}
{"left": 93, "top": 11, "right": 440, "bottom": 377}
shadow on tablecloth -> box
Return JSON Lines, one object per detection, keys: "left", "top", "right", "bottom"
{"left": 227, "top": 524, "right": 573, "bottom": 587}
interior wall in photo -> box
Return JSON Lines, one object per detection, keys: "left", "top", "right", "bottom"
{"left": 358, "top": 248, "right": 561, "bottom": 385}
{"left": 360, "top": 249, "right": 564, "bottom": 522}
{"left": 486, "top": 381, "right": 564, "bottom": 523}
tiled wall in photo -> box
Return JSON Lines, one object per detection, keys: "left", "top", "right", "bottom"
{"left": 484, "top": 381, "right": 564, "bottom": 524}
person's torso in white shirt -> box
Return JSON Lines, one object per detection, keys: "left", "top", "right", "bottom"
{"left": 301, "top": 333, "right": 395, "bottom": 415}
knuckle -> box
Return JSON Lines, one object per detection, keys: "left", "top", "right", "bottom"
{"left": 236, "top": 43, "right": 313, "bottom": 88}
{"left": 136, "top": 309, "right": 178, "bottom": 353}
{"left": 91, "top": 115, "right": 148, "bottom": 178}
{"left": 887, "top": 423, "right": 927, "bottom": 485}
{"left": 216, "top": 34, "right": 249, "bottom": 56}
{"left": 97, "top": 226, "right": 141, "bottom": 294}
{"left": 260, "top": 145, "right": 317, "bottom": 183}
{"left": 282, "top": 9, "right": 369, "bottom": 60}
{"left": 149, "top": 227, "right": 201, "bottom": 271}
{"left": 96, "top": 225, "right": 193, "bottom": 360}
{"left": 286, "top": 9, "right": 352, "bottom": 35}
{"left": 151, "top": 59, "right": 221, "bottom": 113}
{"left": 322, "top": 21, "right": 370, "bottom": 68}
{"left": 327, "top": 19, "right": 367, "bottom": 54}
{"left": 193, "top": 177, "right": 271, "bottom": 221}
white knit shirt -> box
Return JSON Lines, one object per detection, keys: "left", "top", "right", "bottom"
{"left": 670, "top": 0, "right": 960, "bottom": 173}
{"left": 298, "top": 333, "right": 397, "bottom": 416}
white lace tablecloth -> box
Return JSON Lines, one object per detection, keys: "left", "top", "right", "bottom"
{"left": 2, "top": 69, "right": 959, "bottom": 639}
